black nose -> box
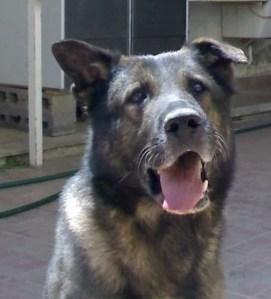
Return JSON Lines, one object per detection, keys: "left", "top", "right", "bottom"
{"left": 164, "top": 110, "right": 202, "bottom": 134}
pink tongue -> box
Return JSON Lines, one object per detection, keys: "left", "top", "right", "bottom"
{"left": 160, "top": 153, "right": 205, "bottom": 213}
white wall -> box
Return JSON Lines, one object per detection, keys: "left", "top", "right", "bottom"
{"left": 0, "top": 0, "right": 63, "bottom": 88}
{"left": 188, "top": 2, "right": 223, "bottom": 42}
{"left": 188, "top": 1, "right": 271, "bottom": 77}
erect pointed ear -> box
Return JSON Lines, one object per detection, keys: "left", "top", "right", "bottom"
{"left": 191, "top": 37, "right": 248, "bottom": 66}
{"left": 52, "top": 40, "right": 121, "bottom": 94}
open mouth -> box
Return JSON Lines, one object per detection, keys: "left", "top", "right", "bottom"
{"left": 147, "top": 151, "right": 210, "bottom": 215}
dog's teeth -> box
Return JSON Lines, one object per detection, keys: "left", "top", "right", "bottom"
{"left": 203, "top": 180, "right": 208, "bottom": 193}
{"left": 201, "top": 163, "right": 208, "bottom": 182}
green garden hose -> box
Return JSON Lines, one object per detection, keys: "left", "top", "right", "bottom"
{"left": 0, "top": 122, "right": 271, "bottom": 219}
{"left": 0, "top": 192, "right": 59, "bottom": 219}
{"left": 0, "top": 170, "right": 76, "bottom": 190}
{"left": 0, "top": 171, "right": 76, "bottom": 218}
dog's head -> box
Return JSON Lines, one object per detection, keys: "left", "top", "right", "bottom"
{"left": 52, "top": 38, "right": 247, "bottom": 215}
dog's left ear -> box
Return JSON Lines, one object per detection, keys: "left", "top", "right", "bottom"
{"left": 191, "top": 38, "right": 247, "bottom": 92}
{"left": 191, "top": 37, "right": 248, "bottom": 66}
{"left": 52, "top": 40, "right": 120, "bottom": 94}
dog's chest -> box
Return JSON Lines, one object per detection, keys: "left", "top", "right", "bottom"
{"left": 109, "top": 216, "right": 198, "bottom": 297}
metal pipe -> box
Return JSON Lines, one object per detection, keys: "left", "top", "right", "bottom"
{"left": 28, "top": 0, "right": 43, "bottom": 166}
{"left": 127, "top": 0, "right": 133, "bottom": 55}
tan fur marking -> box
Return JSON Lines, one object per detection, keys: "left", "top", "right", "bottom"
{"left": 64, "top": 193, "right": 125, "bottom": 292}
{"left": 135, "top": 198, "right": 162, "bottom": 228}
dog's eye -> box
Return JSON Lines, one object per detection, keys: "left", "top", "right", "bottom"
{"left": 190, "top": 80, "right": 206, "bottom": 96}
{"left": 128, "top": 89, "right": 148, "bottom": 106}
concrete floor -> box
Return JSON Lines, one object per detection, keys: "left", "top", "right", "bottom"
{"left": 0, "top": 127, "right": 271, "bottom": 299}
{"left": 0, "top": 123, "right": 86, "bottom": 164}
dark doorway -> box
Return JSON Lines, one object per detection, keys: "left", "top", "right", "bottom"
{"left": 65, "top": 0, "right": 187, "bottom": 55}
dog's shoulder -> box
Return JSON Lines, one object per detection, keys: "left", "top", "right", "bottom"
{"left": 59, "top": 169, "right": 94, "bottom": 232}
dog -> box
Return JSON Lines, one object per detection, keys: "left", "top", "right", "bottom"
{"left": 44, "top": 37, "right": 247, "bottom": 299}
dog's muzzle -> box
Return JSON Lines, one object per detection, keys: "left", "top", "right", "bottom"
{"left": 145, "top": 107, "right": 212, "bottom": 215}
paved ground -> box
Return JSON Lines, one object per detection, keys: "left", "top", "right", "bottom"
{"left": 0, "top": 123, "right": 86, "bottom": 162}
{"left": 0, "top": 127, "right": 271, "bottom": 299}
{"left": 223, "top": 127, "right": 271, "bottom": 299}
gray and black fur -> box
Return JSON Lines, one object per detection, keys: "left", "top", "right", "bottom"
{"left": 44, "top": 38, "right": 247, "bottom": 299}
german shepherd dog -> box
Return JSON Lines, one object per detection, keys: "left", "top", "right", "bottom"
{"left": 44, "top": 38, "right": 247, "bottom": 299}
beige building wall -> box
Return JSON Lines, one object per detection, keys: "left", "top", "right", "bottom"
{"left": 188, "top": 1, "right": 271, "bottom": 78}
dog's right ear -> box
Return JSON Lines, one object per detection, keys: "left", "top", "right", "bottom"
{"left": 52, "top": 40, "right": 120, "bottom": 95}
